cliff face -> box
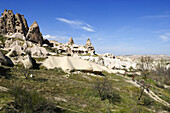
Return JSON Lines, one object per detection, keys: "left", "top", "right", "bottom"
{"left": 0, "top": 9, "right": 43, "bottom": 45}
{"left": 0, "top": 9, "right": 29, "bottom": 36}
{"left": 26, "top": 21, "right": 43, "bottom": 46}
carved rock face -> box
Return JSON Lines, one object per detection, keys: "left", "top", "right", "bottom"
{"left": 0, "top": 9, "right": 43, "bottom": 46}
{"left": 26, "top": 21, "right": 43, "bottom": 46}
{"left": 85, "top": 38, "right": 95, "bottom": 53}
{"left": 0, "top": 9, "right": 29, "bottom": 36}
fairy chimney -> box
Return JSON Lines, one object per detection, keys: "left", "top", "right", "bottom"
{"left": 85, "top": 38, "right": 95, "bottom": 54}
{"left": 68, "top": 37, "right": 74, "bottom": 45}
{"left": 26, "top": 21, "right": 43, "bottom": 46}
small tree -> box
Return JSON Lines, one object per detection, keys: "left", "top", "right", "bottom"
{"left": 94, "top": 76, "right": 121, "bottom": 103}
{"left": 137, "top": 56, "right": 153, "bottom": 77}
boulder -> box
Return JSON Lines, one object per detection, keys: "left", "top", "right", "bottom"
{"left": 28, "top": 45, "right": 48, "bottom": 57}
{"left": 26, "top": 21, "right": 43, "bottom": 46}
{"left": 0, "top": 51, "right": 13, "bottom": 66}
{"left": 6, "top": 41, "right": 25, "bottom": 57}
{"left": 22, "top": 54, "right": 35, "bottom": 69}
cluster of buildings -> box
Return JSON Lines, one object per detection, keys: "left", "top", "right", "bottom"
{"left": 49, "top": 37, "right": 95, "bottom": 56}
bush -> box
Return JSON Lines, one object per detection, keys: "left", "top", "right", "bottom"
{"left": 5, "top": 86, "right": 58, "bottom": 113}
{"left": 127, "top": 74, "right": 133, "bottom": 77}
{"left": 0, "top": 49, "right": 8, "bottom": 55}
{"left": 162, "top": 105, "right": 170, "bottom": 112}
{"left": 94, "top": 77, "right": 121, "bottom": 104}
{"left": 143, "top": 97, "right": 154, "bottom": 107}
{"left": 102, "top": 91, "right": 121, "bottom": 104}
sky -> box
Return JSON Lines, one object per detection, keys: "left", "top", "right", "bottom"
{"left": 1, "top": 0, "right": 170, "bottom": 55}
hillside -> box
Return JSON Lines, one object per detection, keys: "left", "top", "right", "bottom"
{"left": 0, "top": 8, "right": 170, "bottom": 113}
{"left": 0, "top": 65, "right": 169, "bottom": 113}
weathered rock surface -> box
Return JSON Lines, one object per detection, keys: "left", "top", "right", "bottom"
{"left": 22, "top": 54, "right": 35, "bottom": 69}
{"left": 27, "top": 45, "right": 48, "bottom": 57}
{"left": 6, "top": 40, "right": 25, "bottom": 57}
{"left": 26, "top": 21, "right": 43, "bottom": 46}
{"left": 42, "top": 56, "right": 118, "bottom": 74}
{"left": 85, "top": 38, "right": 95, "bottom": 54}
{"left": 0, "top": 9, "right": 29, "bottom": 36}
{"left": 0, "top": 51, "right": 13, "bottom": 66}
{"left": 0, "top": 9, "right": 45, "bottom": 46}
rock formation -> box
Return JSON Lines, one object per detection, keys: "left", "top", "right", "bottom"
{"left": 0, "top": 9, "right": 29, "bottom": 36}
{"left": 0, "top": 9, "right": 44, "bottom": 46}
{"left": 26, "top": 21, "right": 43, "bottom": 46}
{"left": 27, "top": 45, "right": 48, "bottom": 57}
{"left": 0, "top": 51, "right": 13, "bottom": 66}
{"left": 22, "top": 54, "right": 36, "bottom": 69}
{"left": 85, "top": 38, "right": 95, "bottom": 54}
{"left": 68, "top": 37, "right": 74, "bottom": 45}
{"left": 6, "top": 40, "right": 25, "bottom": 57}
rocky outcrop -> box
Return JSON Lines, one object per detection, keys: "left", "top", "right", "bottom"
{"left": 0, "top": 9, "right": 29, "bottom": 36}
{"left": 6, "top": 40, "right": 25, "bottom": 57}
{"left": 27, "top": 45, "right": 48, "bottom": 57}
{"left": 85, "top": 38, "right": 95, "bottom": 54}
{"left": 0, "top": 51, "right": 13, "bottom": 66}
{"left": 68, "top": 37, "right": 74, "bottom": 45}
{"left": 0, "top": 9, "right": 44, "bottom": 46}
{"left": 26, "top": 21, "right": 43, "bottom": 46}
{"left": 22, "top": 54, "right": 36, "bottom": 69}
{"left": 42, "top": 56, "right": 115, "bottom": 74}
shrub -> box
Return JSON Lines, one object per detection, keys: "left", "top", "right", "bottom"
{"left": 162, "top": 105, "right": 170, "bottom": 112}
{"left": 0, "top": 49, "right": 8, "bottom": 55}
{"left": 0, "top": 35, "right": 7, "bottom": 45}
{"left": 94, "top": 77, "right": 121, "bottom": 104}
{"left": 143, "top": 97, "right": 154, "bottom": 107}
{"left": 5, "top": 86, "right": 57, "bottom": 113}
{"left": 102, "top": 91, "right": 121, "bottom": 104}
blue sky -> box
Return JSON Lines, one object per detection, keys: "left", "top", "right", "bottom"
{"left": 1, "top": 0, "right": 170, "bottom": 55}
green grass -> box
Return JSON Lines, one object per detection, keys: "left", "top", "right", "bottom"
{"left": 33, "top": 57, "right": 47, "bottom": 62}
{"left": 0, "top": 49, "right": 8, "bottom": 55}
{"left": 0, "top": 35, "right": 7, "bottom": 45}
{"left": 0, "top": 66, "right": 169, "bottom": 112}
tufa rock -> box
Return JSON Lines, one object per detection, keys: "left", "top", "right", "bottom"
{"left": 0, "top": 51, "right": 13, "bottom": 66}
{"left": 6, "top": 40, "right": 25, "bottom": 57}
{"left": 68, "top": 37, "right": 74, "bottom": 45}
{"left": 27, "top": 45, "right": 48, "bottom": 57}
{"left": 0, "top": 9, "right": 29, "bottom": 36}
{"left": 85, "top": 38, "right": 95, "bottom": 54}
{"left": 26, "top": 21, "right": 43, "bottom": 46}
{"left": 22, "top": 54, "right": 35, "bottom": 69}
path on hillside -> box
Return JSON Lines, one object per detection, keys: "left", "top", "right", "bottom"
{"left": 116, "top": 74, "right": 170, "bottom": 108}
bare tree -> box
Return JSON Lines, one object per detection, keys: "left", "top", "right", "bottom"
{"left": 137, "top": 56, "right": 153, "bottom": 77}
{"left": 94, "top": 77, "right": 112, "bottom": 100}
{"left": 94, "top": 76, "right": 121, "bottom": 103}
{"left": 137, "top": 56, "right": 153, "bottom": 71}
